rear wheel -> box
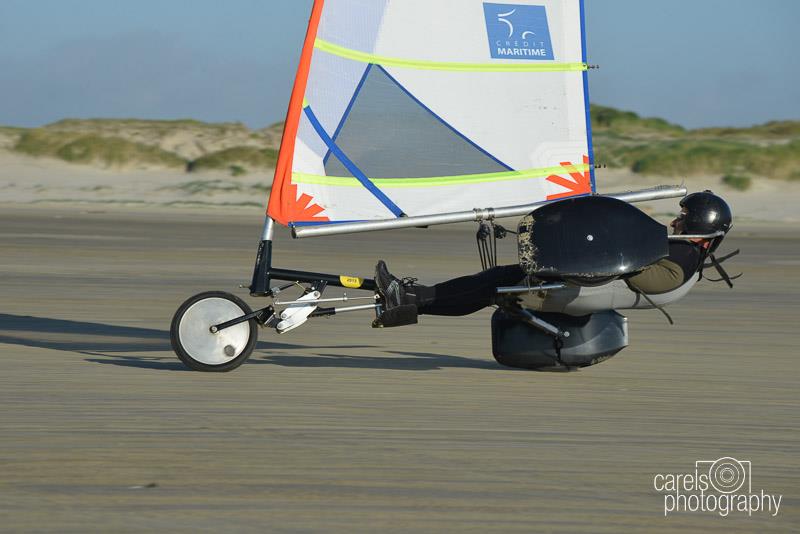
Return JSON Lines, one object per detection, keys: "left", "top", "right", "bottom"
{"left": 170, "top": 291, "right": 258, "bottom": 372}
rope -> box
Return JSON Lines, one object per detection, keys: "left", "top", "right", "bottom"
{"left": 476, "top": 222, "right": 516, "bottom": 271}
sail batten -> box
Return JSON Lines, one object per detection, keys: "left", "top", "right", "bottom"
{"left": 268, "top": 0, "right": 595, "bottom": 227}
{"left": 293, "top": 163, "right": 592, "bottom": 188}
{"left": 314, "top": 38, "right": 589, "bottom": 72}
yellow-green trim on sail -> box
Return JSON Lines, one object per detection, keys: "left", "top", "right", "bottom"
{"left": 293, "top": 165, "right": 590, "bottom": 189}
{"left": 314, "top": 39, "right": 588, "bottom": 73}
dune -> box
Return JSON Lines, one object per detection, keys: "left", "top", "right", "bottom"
{"left": 1, "top": 108, "right": 798, "bottom": 222}
{"left": 2, "top": 148, "right": 799, "bottom": 224}
{"left": 0, "top": 150, "right": 274, "bottom": 209}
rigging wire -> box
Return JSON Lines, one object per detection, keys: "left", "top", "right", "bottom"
{"left": 476, "top": 221, "right": 516, "bottom": 271}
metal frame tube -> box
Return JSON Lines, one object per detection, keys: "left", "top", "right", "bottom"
{"left": 211, "top": 305, "right": 274, "bottom": 332}
{"left": 309, "top": 303, "right": 379, "bottom": 318}
{"left": 293, "top": 185, "right": 687, "bottom": 239}
{"left": 261, "top": 216, "right": 275, "bottom": 241}
{"left": 250, "top": 216, "right": 276, "bottom": 296}
{"left": 329, "top": 304, "right": 379, "bottom": 314}
{"left": 518, "top": 309, "right": 569, "bottom": 339}
{"left": 496, "top": 283, "right": 566, "bottom": 294}
{"left": 267, "top": 268, "right": 376, "bottom": 292}
{"left": 668, "top": 231, "right": 725, "bottom": 240}
{"left": 274, "top": 295, "right": 376, "bottom": 306}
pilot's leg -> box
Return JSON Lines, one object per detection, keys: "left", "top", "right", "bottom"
{"left": 416, "top": 265, "right": 525, "bottom": 316}
{"left": 373, "top": 262, "right": 525, "bottom": 327}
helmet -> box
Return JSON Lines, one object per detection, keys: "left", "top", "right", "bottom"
{"left": 679, "top": 190, "right": 732, "bottom": 236}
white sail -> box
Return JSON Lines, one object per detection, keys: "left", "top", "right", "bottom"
{"left": 267, "top": 0, "right": 595, "bottom": 227}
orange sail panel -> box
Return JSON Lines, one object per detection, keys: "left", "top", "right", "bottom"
{"left": 267, "top": 0, "right": 327, "bottom": 226}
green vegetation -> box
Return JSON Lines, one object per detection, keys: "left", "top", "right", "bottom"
{"left": 229, "top": 165, "right": 247, "bottom": 177}
{"left": 164, "top": 200, "right": 264, "bottom": 208}
{"left": 721, "top": 174, "right": 753, "bottom": 191}
{"left": 79, "top": 185, "right": 112, "bottom": 192}
{"left": 591, "top": 105, "right": 686, "bottom": 137}
{"left": 190, "top": 146, "right": 279, "bottom": 175}
{"left": 590, "top": 105, "right": 800, "bottom": 180}
{"left": 692, "top": 121, "right": 800, "bottom": 139}
{"left": 5, "top": 118, "right": 275, "bottom": 170}
{"left": 166, "top": 179, "right": 270, "bottom": 195}
{"left": 0, "top": 125, "right": 26, "bottom": 136}
{"left": 46, "top": 118, "right": 251, "bottom": 136}
{"left": 14, "top": 130, "right": 185, "bottom": 168}
{"left": 2, "top": 111, "right": 798, "bottom": 183}
{"left": 595, "top": 138, "right": 800, "bottom": 181}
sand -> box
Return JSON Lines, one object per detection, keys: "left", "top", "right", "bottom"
{"left": 0, "top": 151, "right": 274, "bottom": 209}
{"left": 0, "top": 204, "right": 797, "bottom": 532}
{"left": 2, "top": 150, "right": 800, "bottom": 222}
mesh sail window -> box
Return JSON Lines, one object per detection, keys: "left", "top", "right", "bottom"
{"left": 267, "top": 0, "right": 595, "bottom": 227}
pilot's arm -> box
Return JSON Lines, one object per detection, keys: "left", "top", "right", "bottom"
{"left": 627, "top": 241, "right": 703, "bottom": 295}
{"left": 627, "top": 258, "right": 684, "bottom": 294}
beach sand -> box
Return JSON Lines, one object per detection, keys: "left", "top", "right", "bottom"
{"left": 0, "top": 203, "right": 797, "bottom": 532}
{"left": 2, "top": 150, "right": 800, "bottom": 222}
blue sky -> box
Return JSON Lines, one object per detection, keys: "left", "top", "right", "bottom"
{"left": 0, "top": 0, "right": 797, "bottom": 129}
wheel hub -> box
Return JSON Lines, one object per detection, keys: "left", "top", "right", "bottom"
{"left": 178, "top": 298, "right": 251, "bottom": 365}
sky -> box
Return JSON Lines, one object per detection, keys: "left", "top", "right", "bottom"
{"left": 0, "top": 0, "right": 797, "bottom": 129}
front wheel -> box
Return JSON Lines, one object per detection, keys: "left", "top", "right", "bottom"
{"left": 170, "top": 291, "right": 258, "bottom": 372}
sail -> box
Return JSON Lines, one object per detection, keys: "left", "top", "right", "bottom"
{"left": 267, "top": 0, "right": 595, "bottom": 227}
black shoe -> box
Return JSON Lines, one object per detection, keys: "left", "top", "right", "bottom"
{"left": 373, "top": 260, "right": 419, "bottom": 328}
{"left": 374, "top": 260, "right": 415, "bottom": 310}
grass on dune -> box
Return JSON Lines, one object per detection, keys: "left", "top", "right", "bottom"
{"left": 166, "top": 179, "right": 269, "bottom": 195}
{"left": 46, "top": 118, "right": 251, "bottom": 136}
{"left": 692, "top": 121, "right": 800, "bottom": 139}
{"left": 590, "top": 105, "right": 800, "bottom": 180}
{"left": 591, "top": 105, "right": 686, "bottom": 137}
{"left": 595, "top": 138, "right": 800, "bottom": 180}
{"left": 721, "top": 174, "right": 753, "bottom": 191}
{"left": 190, "top": 146, "right": 279, "bottom": 175}
{"left": 0, "top": 125, "right": 26, "bottom": 136}
{"left": 14, "top": 130, "right": 186, "bottom": 168}
{"left": 3, "top": 110, "right": 799, "bottom": 182}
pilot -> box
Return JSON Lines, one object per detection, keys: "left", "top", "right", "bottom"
{"left": 372, "top": 191, "right": 732, "bottom": 328}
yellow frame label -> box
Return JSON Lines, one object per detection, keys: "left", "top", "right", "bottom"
{"left": 339, "top": 276, "right": 364, "bottom": 289}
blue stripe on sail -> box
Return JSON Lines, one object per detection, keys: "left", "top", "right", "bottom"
{"left": 579, "top": 0, "right": 597, "bottom": 192}
{"left": 304, "top": 105, "right": 405, "bottom": 218}
{"left": 323, "top": 64, "right": 374, "bottom": 166}
{"left": 375, "top": 65, "right": 514, "bottom": 172}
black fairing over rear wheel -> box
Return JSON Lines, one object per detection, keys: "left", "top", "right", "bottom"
{"left": 170, "top": 291, "right": 258, "bottom": 372}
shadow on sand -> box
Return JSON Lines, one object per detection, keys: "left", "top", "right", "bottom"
{"left": 0, "top": 313, "right": 499, "bottom": 372}
{"left": 249, "top": 350, "right": 499, "bottom": 371}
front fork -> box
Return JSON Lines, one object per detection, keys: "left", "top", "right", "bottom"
{"left": 211, "top": 216, "right": 381, "bottom": 334}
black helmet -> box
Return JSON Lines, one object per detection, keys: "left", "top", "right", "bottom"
{"left": 679, "top": 190, "right": 732, "bottom": 236}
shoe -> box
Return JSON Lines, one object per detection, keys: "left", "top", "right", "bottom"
{"left": 373, "top": 260, "right": 419, "bottom": 328}
{"left": 374, "top": 260, "right": 415, "bottom": 310}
